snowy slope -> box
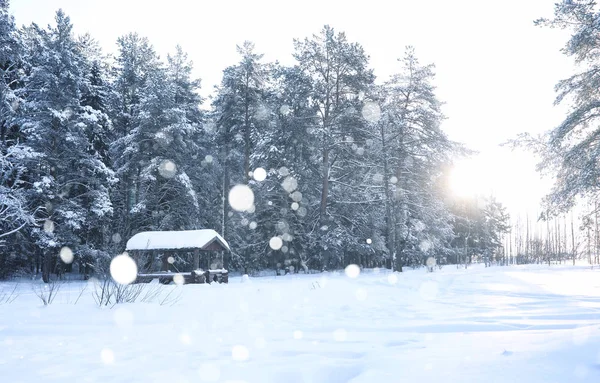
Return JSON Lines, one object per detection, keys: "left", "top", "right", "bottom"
{"left": 1, "top": 265, "right": 600, "bottom": 382}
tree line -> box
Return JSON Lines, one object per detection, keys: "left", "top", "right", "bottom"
{"left": 0, "top": 2, "right": 511, "bottom": 281}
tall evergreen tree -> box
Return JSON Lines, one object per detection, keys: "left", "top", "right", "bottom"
{"left": 293, "top": 25, "right": 376, "bottom": 268}
{"left": 19, "top": 10, "right": 116, "bottom": 282}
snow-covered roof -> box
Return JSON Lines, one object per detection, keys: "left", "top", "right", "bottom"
{"left": 126, "top": 229, "right": 230, "bottom": 252}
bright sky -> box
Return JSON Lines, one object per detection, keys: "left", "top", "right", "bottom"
{"left": 9, "top": 0, "right": 574, "bottom": 216}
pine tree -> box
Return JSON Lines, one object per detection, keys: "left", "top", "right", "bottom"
{"left": 109, "top": 33, "right": 161, "bottom": 243}
{"left": 533, "top": 2, "right": 600, "bottom": 213}
{"left": 19, "top": 10, "right": 116, "bottom": 282}
{"left": 293, "top": 25, "right": 375, "bottom": 268}
{"left": 211, "top": 42, "right": 271, "bottom": 272}
{"left": 374, "top": 47, "right": 457, "bottom": 271}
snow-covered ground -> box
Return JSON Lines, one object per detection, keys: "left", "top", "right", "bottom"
{"left": 1, "top": 264, "right": 600, "bottom": 382}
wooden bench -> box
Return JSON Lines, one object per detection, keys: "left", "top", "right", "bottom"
{"left": 134, "top": 269, "right": 228, "bottom": 285}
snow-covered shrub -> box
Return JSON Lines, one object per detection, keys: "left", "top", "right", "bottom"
{"left": 92, "top": 278, "right": 144, "bottom": 307}
{"left": 32, "top": 280, "right": 61, "bottom": 306}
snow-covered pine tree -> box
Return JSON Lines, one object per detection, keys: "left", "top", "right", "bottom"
{"left": 166, "top": 45, "right": 220, "bottom": 233}
{"left": 534, "top": 2, "right": 600, "bottom": 213}
{"left": 109, "top": 33, "right": 161, "bottom": 243}
{"left": 251, "top": 64, "right": 320, "bottom": 272}
{"left": 0, "top": 0, "right": 36, "bottom": 257}
{"left": 19, "top": 10, "right": 116, "bottom": 282}
{"left": 293, "top": 25, "right": 376, "bottom": 269}
{"left": 375, "top": 47, "right": 457, "bottom": 271}
{"left": 211, "top": 42, "right": 271, "bottom": 272}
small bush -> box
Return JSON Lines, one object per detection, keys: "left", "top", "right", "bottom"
{"left": 33, "top": 280, "right": 62, "bottom": 306}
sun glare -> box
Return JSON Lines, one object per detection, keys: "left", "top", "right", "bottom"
{"left": 449, "top": 158, "right": 491, "bottom": 198}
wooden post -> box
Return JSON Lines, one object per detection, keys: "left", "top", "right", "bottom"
{"left": 193, "top": 248, "right": 199, "bottom": 270}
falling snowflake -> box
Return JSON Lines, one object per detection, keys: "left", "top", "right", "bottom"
{"left": 290, "top": 191, "right": 303, "bottom": 202}
{"left": 100, "top": 348, "right": 115, "bottom": 364}
{"left": 59, "top": 247, "right": 73, "bottom": 264}
{"left": 345, "top": 264, "right": 360, "bottom": 279}
{"left": 253, "top": 167, "right": 267, "bottom": 182}
{"left": 278, "top": 167, "right": 290, "bottom": 177}
{"left": 269, "top": 237, "right": 283, "bottom": 250}
{"left": 228, "top": 185, "right": 255, "bottom": 212}
{"left": 361, "top": 101, "right": 381, "bottom": 123}
{"left": 158, "top": 160, "right": 177, "bottom": 178}
{"left": 282, "top": 176, "right": 298, "bottom": 192}
{"left": 43, "top": 220, "right": 55, "bottom": 233}
{"left": 110, "top": 253, "right": 138, "bottom": 285}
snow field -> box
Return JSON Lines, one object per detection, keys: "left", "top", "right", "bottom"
{"left": 1, "top": 265, "right": 600, "bottom": 382}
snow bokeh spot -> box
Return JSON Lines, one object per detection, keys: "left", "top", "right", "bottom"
{"left": 249, "top": 221, "right": 257, "bottom": 230}
{"left": 426, "top": 257, "right": 437, "bottom": 269}
{"left": 280, "top": 105, "right": 291, "bottom": 115}
{"left": 112, "top": 233, "right": 122, "bottom": 244}
{"left": 278, "top": 167, "right": 290, "bottom": 177}
{"left": 173, "top": 274, "right": 185, "bottom": 286}
{"left": 282, "top": 233, "right": 293, "bottom": 242}
{"left": 158, "top": 160, "right": 177, "bottom": 178}
{"left": 293, "top": 330, "right": 303, "bottom": 340}
{"left": 356, "top": 147, "right": 365, "bottom": 156}
{"left": 282, "top": 176, "right": 298, "bottom": 192}
{"left": 231, "top": 345, "right": 250, "bottom": 362}
{"left": 291, "top": 202, "right": 299, "bottom": 211}
{"left": 59, "top": 247, "right": 73, "bottom": 264}
{"left": 198, "top": 362, "right": 221, "bottom": 382}
{"left": 291, "top": 191, "right": 303, "bottom": 202}
{"left": 100, "top": 348, "right": 115, "bottom": 364}
{"left": 345, "top": 264, "right": 360, "bottom": 279}
{"left": 43, "top": 220, "right": 55, "bottom": 233}
{"left": 253, "top": 167, "right": 267, "bottom": 182}
{"left": 269, "top": 237, "right": 283, "bottom": 251}
{"left": 355, "top": 288, "right": 368, "bottom": 301}
{"left": 362, "top": 101, "right": 381, "bottom": 123}
{"left": 366, "top": 238, "right": 372, "bottom": 244}
{"left": 205, "top": 155, "right": 213, "bottom": 164}
{"left": 276, "top": 220, "right": 290, "bottom": 233}
{"left": 228, "top": 185, "right": 255, "bottom": 212}
{"left": 110, "top": 253, "right": 138, "bottom": 285}
{"left": 168, "top": 256, "right": 175, "bottom": 264}
{"left": 333, "top": 329, "right": 347, "bottom": 342}
{"left": 419, "top": 240, "right": 432, "bottom": 253}
{"left": 390, "top": 176, "right": 398, "bottom": 184}
{"left": 297, "top": 206, "right": 307, "bottom": 217}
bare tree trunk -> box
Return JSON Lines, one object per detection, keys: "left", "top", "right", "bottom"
{"left": 571, "top": 211, "right": 576, "bottom": 266}
{"left": 319, "top": 148, "right": 329, "bottom": 221}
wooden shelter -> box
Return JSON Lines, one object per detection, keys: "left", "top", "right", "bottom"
{"left": 126, "top": 229, "right": 230, "bottom": 284}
